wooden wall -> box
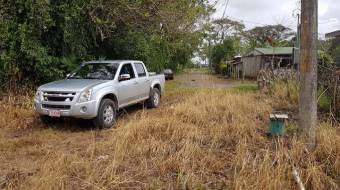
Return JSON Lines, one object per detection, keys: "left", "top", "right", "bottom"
{"left": 242, "top": 56, "right": 263, "bottom": 78}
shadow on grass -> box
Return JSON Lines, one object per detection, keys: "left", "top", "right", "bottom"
{"left": 40, "top": 103, "right": 147, "bottom": 132}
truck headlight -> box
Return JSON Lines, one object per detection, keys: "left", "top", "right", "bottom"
{"left": 35, "top": 90, "right": 42, "bottom": 101}
{"left": 78, "top": 89, "right": 92, "bottom": 103}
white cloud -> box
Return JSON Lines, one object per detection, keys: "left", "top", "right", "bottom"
{"left": 319, "top": 2, "right": 329, "bottom": 16}
{"left": 213, "top": 0, "right": 340, "bottom": 36}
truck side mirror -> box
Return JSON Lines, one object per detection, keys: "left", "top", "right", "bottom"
{"left": 119, "top": 74, "right": 131, "bottom": 81}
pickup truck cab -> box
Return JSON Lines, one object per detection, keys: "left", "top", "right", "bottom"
{"left": 34, "top": 60, "right": 165, "bottom": 128}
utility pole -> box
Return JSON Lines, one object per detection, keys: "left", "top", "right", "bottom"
{"left": 299, "top": 0, "right": 318, "bottom": 149}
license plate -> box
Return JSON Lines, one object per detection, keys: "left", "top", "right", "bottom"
{"left": 49, "top": 110, "right": 61, "bottom": 117}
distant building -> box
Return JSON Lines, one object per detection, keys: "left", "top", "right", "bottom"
{"left": 227, "top": 56, "right": 243, "bottom": 79}
{"left": 325, "top": 30, "right": 340, "bottom": 38}
{"left": 241, "top": 47, "right": 294, "bottom": 78}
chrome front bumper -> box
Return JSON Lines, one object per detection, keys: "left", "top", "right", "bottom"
{"left": 34, "top": 99, "right": 98, "bottom": 119}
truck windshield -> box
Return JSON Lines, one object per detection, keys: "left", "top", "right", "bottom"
{"left": 69, "top": 63, "right": 119, "bottom": 80}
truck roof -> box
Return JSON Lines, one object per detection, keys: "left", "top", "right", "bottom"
{"left": 84, "top": 60, "right": 142, "bottom": 64}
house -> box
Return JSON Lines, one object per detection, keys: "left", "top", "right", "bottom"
{"left": 227, "top": 56, "right": 243, "bottom": 79}
{"left": 325, "top": 30, "right": 340, "bottom": 38}
{"left": 242, "top": 47, "right": 294, "bottom": 78}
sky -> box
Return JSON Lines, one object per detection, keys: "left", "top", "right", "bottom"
{"left": 213, "top": 0, "right": 340, "bottom": 38}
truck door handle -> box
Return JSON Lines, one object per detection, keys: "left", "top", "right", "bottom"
{"left": 146, "top": 80, "right": 150, "bottom": 82}
{"left": 133, "top": 81, "right": 138, "bottom": 85}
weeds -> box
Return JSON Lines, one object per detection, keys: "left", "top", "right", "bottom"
{"left": 0, "top": 86, "right": 339, "bottom": 189}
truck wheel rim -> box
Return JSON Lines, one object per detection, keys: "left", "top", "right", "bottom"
{"left": 103, "top": 105, "right": 114, "bottom": 124}
{"left": 154, "top": 92, "right": 160, "bottom": 106}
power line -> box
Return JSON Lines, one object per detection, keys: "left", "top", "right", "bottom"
{"left": 221, "top": 0, "right": 230, "bottom": 19}
{"left": 217, "top": 0, "right": 272, "bottom": 27}
{"left": 227, "top": 15, "right": 268, "bottom": 26}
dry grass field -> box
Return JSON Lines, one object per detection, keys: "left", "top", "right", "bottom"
{"left": 0, "top": 74, "right": 339, "bottom": 190}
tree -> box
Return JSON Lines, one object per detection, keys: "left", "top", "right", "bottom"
{"left": 197, "top": 18, "right": 244, "bottom": 69}
{"left": 211, "top": 18, "right": 245, "bottom": 42}
{"left": 210, "top": 38, "right": 237, "bottom": 73}
{"left": 0, "top": 0, "right": 213, "bottom": 89}
{"left": 243, "top": 24, "right": 295, "bottom": 48}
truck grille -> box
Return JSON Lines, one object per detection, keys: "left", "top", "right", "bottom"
{"left": 43, "top": 91, "right": 76, "bottom": 102}
{"left": 42, "top": 104, "right": 71, "bottom": 110}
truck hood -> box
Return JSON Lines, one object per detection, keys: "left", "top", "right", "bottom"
{"left": 39, "top": 79, "right": 108, "bottom": 92}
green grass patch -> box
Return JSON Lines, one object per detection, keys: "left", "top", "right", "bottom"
{"left": 164, "top": 80, "right": 180, "bottom": 96}
{"left": 231, "top": 84, "right": 258, "bottom": 93}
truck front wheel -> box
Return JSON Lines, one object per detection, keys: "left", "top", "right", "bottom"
{"left": 147, "top": 88, "right": 161, "bottom": 108}
{"left": 93, "top": 99, "right": 117, "bottom": 128}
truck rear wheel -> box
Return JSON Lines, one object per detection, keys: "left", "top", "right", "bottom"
{"left": 147, "top": 88, "right": 161, "bottom": 108}
{"left": 93, "top": 99, "right": 117, "bottom": 128}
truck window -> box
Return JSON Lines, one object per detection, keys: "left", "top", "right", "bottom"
{"left": 119, "top": 63, "right": 135, "bottom": 79}
{"left": 134, "top": 63, "right": 147, "bottom": 77}
{"left": 69, "top": 63, "right": 119, "bottom": 80}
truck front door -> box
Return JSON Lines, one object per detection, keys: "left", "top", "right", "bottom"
{"left": 116, "top": 63, "right": 139, "bottom": 107}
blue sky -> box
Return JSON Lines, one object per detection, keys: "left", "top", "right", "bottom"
{"left": 212, "top": 0, "right": 340, "bottom": 38}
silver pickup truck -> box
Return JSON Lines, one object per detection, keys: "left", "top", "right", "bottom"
{"left": 34, "top": 60, "right": 165, "bottom": 128}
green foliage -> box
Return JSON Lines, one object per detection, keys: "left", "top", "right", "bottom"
{"left": 319, "top": 39, "right": 339, "bottom": 67}
{"left": 244, "top": 25, "right": 295, "bottom": 48}
{"left": 268, "top": 78, "right": 332, "bottom": 112}
{"left": 219, "top": 64, "right": 228, "bottom": 75}
{"left": 318, "top": 49, "right": 334, "bottom": 68}
{"left": 318, "top": 88, "right": 331, "bottom": 111}
{"left": 0, "top": 0, "right": 212, "bottom": 88}
{"left": 210, "top": 38, "right": 237, "bottom": 73}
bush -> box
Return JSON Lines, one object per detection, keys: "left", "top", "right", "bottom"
{"left": 219, "top": 64, "right": 228, "bottom": 75}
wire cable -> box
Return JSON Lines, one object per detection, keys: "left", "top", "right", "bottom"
{"left": 221, "top": 0, "right": 230, "bottom": 19}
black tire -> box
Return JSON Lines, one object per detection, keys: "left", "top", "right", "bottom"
{"left": 93, "top": 99, "right": 117, "bottom": 128}
{"left": 147, "top": 88, "right": 161, "bottom": 108}
{"left": 40, "top": 115, "right": 63, "bottom": 125}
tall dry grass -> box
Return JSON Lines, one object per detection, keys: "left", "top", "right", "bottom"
{"left": 0, "top": 92, "right": 36, "bottom": 129}
{"left": 1, "top": 89, "right": 338, "bottom": 189}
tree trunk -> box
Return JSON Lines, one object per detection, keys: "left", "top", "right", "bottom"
{"left": 299, "top": 0, "right": 318, "bottom": 150}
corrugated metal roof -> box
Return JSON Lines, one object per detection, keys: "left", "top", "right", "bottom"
{"left": 254, "top": 47, "right": 294, "bottom": 55}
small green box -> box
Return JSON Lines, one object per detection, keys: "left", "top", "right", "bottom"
{"left": 269, "top": 114, "right": 288, "bottom": 136}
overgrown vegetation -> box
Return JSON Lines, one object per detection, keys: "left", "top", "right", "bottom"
{"left": 0, "top": 83, "right": 339, "bottom": 189}
{"left": 210, "top": 38, "right": 237, "bottom": 73}
{"left": 0, "top": 0, "right": 212, "bottom": 89}
{"left": 265, "top": 76, "right": 335, "bottom": 117}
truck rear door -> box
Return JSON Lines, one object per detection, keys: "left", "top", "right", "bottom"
{"left": 133, "top": 62, "right": 150, "bottom": 100}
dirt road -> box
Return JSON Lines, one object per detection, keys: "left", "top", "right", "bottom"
{"left": 175, "top": 70, "right": 254, "bottom": 88}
